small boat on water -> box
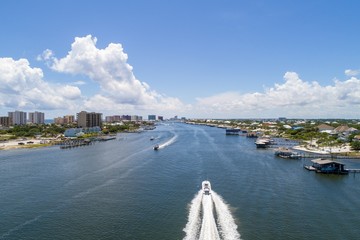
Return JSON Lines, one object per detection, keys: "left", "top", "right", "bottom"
{"left": 202, "top": 180, "right": 211, "bottom": 195}
{"left": 150, "top": 136, "right": 155, "bottom": 140}
{"left": 153, "top": 144, "right": 159, "bottom": 150}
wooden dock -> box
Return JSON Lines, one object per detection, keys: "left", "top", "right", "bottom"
{"left": 300, "top": 153, "right": 360, "bottom": 160}
{"left": 58, "top": 139, "right": 92, "bottom": 149}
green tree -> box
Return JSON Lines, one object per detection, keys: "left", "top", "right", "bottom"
{"left": 350, "top": 141, "right": 360, "bottom": 151}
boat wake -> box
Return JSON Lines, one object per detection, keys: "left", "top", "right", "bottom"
{"left": 183, "top": 183, "right": 241, "bottom": 240}
{"left": 158, "top": 134, "right": 177, "bottom": 149}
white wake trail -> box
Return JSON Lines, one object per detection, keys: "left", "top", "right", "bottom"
{"left": 183, "top": 190, "right": 202, "bottom": 240}
{"left": 199, "top": 195, "right": 220, "bottom": 240}
{"left": 183, "top": 188, "right": 241, "bottom": 240}
{"left": 159, "top": 134, "right": 177, "bottom": 149}
{"left": 212, "top": 191, "right": 241, "bottom": 240}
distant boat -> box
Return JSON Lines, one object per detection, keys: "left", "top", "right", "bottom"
{"left": 153, "top": 144, "right": 159, "bottom": 150}
{"left": 150, "top": 136, "right": 155, "bottom": 140}
{"left": 202, "top": 180, "right": 211, "bottom": 195}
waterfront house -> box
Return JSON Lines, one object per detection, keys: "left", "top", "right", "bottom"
{"left": 305, "top": 158, "right": 348, "bottom": 175}
{"left": 333, "top": 125, "right": 350, "bottom": 134}
{"left": 347, "top": 127, "right": 359, "bottom": 134}
{"left": 334, "top": 125, "right": 359, "bottom": 141}
{"left": 226, "top": 128, "right": 240, "bottom": 135}
{"left": 317, "top": 124, "right": 334, "bottom": 133}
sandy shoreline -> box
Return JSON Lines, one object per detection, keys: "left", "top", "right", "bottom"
{"left": 0, "top": 139, "right": 53, "bottom": 151}
{"left": 292, "top": 145, "right": 352, "bottom": 154}
{"left": 1, "top": 137, "right": 356, "bottom": 155}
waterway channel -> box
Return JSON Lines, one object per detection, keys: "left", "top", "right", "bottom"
{"left": 0, "top": 122, "right": 359, "bottom": 239}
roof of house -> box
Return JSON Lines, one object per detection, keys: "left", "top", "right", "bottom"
{"left": 348, "top": 127, "right": 359, "bottom": 132}
{"left": 317, "top": 124, "right": 334, "bottom": 131}
{"left": 311, "top": 158, "right": 344, "bottom": 166}
{"left": 334, "top": 125, "right": 349, "bottom": 133}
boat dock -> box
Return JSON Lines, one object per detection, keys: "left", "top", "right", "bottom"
{"left": 300, "top": 153, "right": 360, "bottom": 160}
{"left": 59, "top": 139, "right": 92, "bottom": 149}
{"left": 93, "top": 136, "right": 116, "bottom": 141}
{"left": 275, "top": 147, "right": 301, "bottom": 159}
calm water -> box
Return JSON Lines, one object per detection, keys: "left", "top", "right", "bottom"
{"left": 1, "top": 123, "right": 360, "bottom": 240}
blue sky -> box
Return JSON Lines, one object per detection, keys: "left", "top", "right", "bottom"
{"left": 1, "top": 0, "right": 360, "bottom": 119}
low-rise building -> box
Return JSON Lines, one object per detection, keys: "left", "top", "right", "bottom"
{"left": 317, "top": 124, "right": 334, "bottom": 133}
{"left": 64, "top": 127, "right": 102, "bottom": 137}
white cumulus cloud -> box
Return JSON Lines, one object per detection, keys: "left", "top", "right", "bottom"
{"left": 345, "top": 69, "right": 360, "bottom": 77}
{"left": 37, "top": 49, "right": 54, "bottom": 61}
{"left": 71, "top": 80, "right": 86, "bottom": 86}
{"left": 194, "top": 72, "right": 360, "bottom": 118}
{"left": 49, "top": 35, "right": 185, "bottom": 112}
{"left": 3, "top": 35, "right": 359, "bottom": 119}
{"left": 0, "top": 57, "right": 82, "bottom": 111}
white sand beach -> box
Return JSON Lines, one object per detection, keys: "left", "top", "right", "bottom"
{"left": 0, "top": 139, "right": 51, "bottom": 150}
{"left": 292, "top": 144, "right": 352, "bottom": 154}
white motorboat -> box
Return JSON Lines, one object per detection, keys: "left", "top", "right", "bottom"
{"left": 202, "top": 180, "right": 211, "bottom": 195}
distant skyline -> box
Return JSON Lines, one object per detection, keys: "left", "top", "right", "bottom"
{"left": 1, "top": 0, "right": 360, "bottom": 119}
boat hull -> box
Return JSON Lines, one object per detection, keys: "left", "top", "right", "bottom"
{"left": 202, "top": 180, "right": 211, "bottom": 195}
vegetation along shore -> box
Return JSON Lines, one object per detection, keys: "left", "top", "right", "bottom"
{"left": 1, "top": 118, "right": 360, "bottom": 156}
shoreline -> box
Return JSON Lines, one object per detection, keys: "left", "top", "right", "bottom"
{"left": 2, "top": 136, "right": 358, "bottom": 156}
{"left": 292, "top": 145, "right": 359, "bottom": 155}
{"left": 0, "top": 139, "right": 54, "bottom": 151}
